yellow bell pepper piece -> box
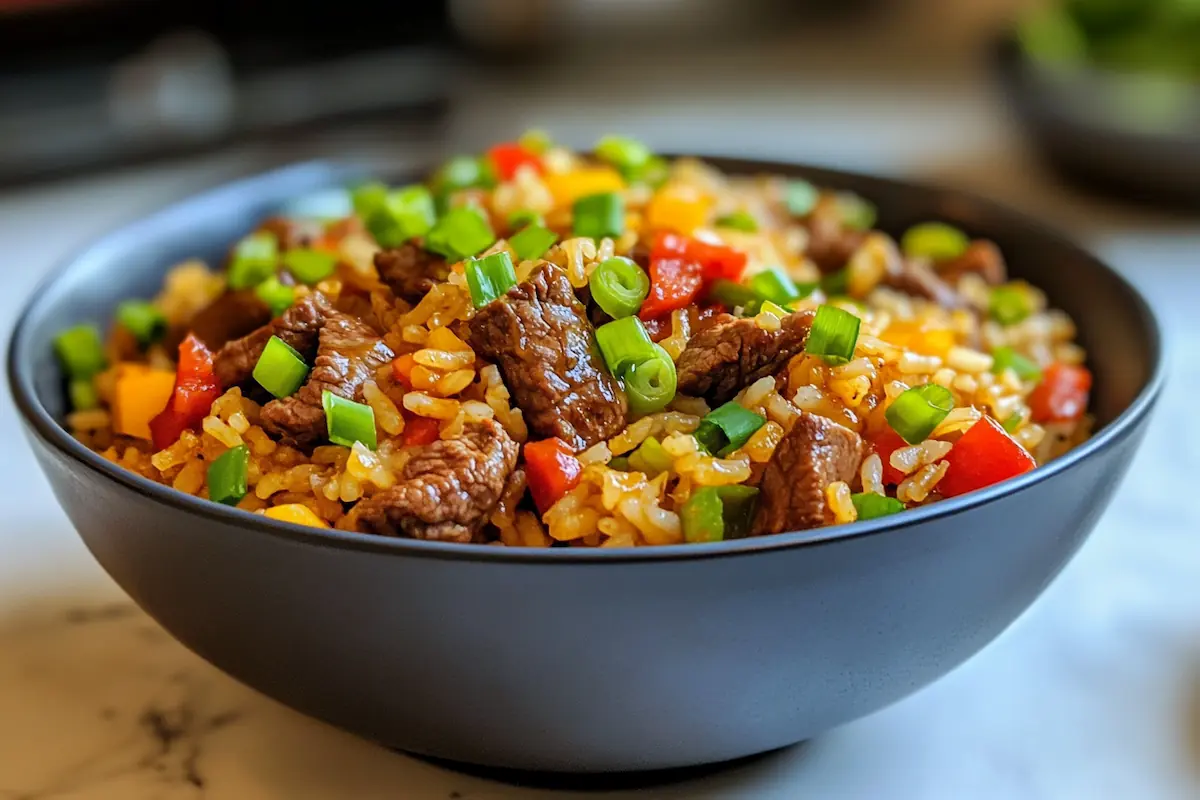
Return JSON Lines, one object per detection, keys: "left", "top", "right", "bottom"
{"left": 545, "top": 167, "right": 625, "bottom": 207}
{"left": 646, "top": 184, "right": 714, "bottom": 234}
{"left": 112, "top": 363, "right": 176, "bottom": 441}
{"left": 263, "top": 504, "right": 330, "bottom": 528}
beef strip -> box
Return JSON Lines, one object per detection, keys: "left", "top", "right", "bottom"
{"left": 675, "top": 310, "right": 815, "bottom": 405}
{"left": 751, "top": 411, "right": 865, "bottom": 535}
{"left": 883, "top": 257, "right": 965, "bottom": 309}
{"left": 938, "top": 240, "right": 1007, "bottom": 286}
{"left": 213, "top": 293, "right": 331, "bottom": 389}
{"left": 260, "top": 311, "right": 395, "bottom": 447}
{"left": 186, "top": 290, "right": 272, "bottom": 351}
{"left": 803, "top": 197, "right": 865, "bottom": 274}
{"left": 355, "top": 420, "right": 519, "bottom": 543}
{"left": 373, "top": 243, "right": 450, "bottom": 303}
{"left": 468, "top": 262, "right": 628, "bottom": 452}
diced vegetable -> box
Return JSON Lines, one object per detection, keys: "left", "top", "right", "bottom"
{"left": 589, "top": 256, "right": 650, "bottom": 319}
{"left": 402, "top": 414, "right": 441, "bottom": 447}
{"left": 938, "top": 416, "right": 1036, "bottom": 498}
{"left": 715, "top": 210, "right": 758, "bottom": 232}
{"left": 804, "top": 305, "right": 861, "bottom": 365}
{"left": 596, "top": 316, "right": 656, "bottom": 378}
{"left": 116, "top": 300, "right": 166, "bottom": 347}
{"left": 391, "top": 353, "right": 416, "bottom": 388}
{"left": 709, "top": 279, "right": 759, "bottom": 311}
{"left": 488, "top": 142, "right": 543, "bottom": 181}
{"left": 508, "top": 223, "right": 558, "bottom": 262}
{"left": 607, "top": 455, "right": 631, "bottom": 471}
{"left": 254, "top": 276, "right": 296, "bottom": 317}
{"left": 869, "top": 429, "right": 909, "bottom": 486}
{"left": 821, "top": 267, "right": 850, "bottom": 297}
{"left": 518, "top": 129, "right": 552, "bottom": 154}
{"left": 282, "top": 248, "right": 339, "bottom": 285}
{"left": 573, "top": 192, "right": 625, "bottom": 239}
{"left": 365, "top": 185, "right": 437, "bottom": 248}
{"left": 465, "top": 251, "right": 518, "bottom": 308}
{"left": 1002, "top": 409, "right": 1025, "bottom": 433}
{"left": 54, "top": 324, "right": 107, "bottom": 379}
{"left": 148, "top": 335, "right": 222, "bottom": 451}
{"left": 1028, "top": 362, "right": 1092, "bottom": 423}
{"left": 901, "top": 222, "right": 970, "bottom": 261}
{"left": 646, "top": 185, "right": 713, "bottom": 233}
{"left": 759, "top": 300, "right": 790, "bottom": 317}
{"left": 263, "top": 503, "right": 330, "bottom": 528}
{"left": 885, "top": 383, "right": 955, "bottom": 444}
{"left": 681, "top": 485, "right": 759, "bottom": 543}
{"left": 836, "top": 192, "right": 877, "bottom": 231}
{"left": 850, "top": 492, "right": 906, "bottom": 521}
{"left": 623, "top": 344, "right": 677, "bottom": 415}
{"left": 545, "top": 167, "right": 625, "bottom": 206}
{"left": 207, "top": 444, "right": 249, "bottom": 506}
{"left": 785, "top": 180, "right": 819, "bottom": 217}
{"left": 426, "top": 206, "right": 496, "bottom": 262}
{"left": 595, "top": 134, "right": 652, "bottom": 177}
{"left": 350, "top": 182, "right": 388, "bottom": 220}
{"left": 991, "top": 346, "right": 1043, "bottom": 382}
{"left": 633, "top": 156, "right": 670, "bottom": 189}
{"left": 639, "top": 231, "right": 748, "bottom": 320}
{"left": 695, "top": 401, "right": 766, "bottom": 456}
{"left": 627, "top": 436, "right": 672, "bottom": 477}
{"left": 524, "top": 437, "right": 583, "bottom": 513}
{"left": 322, "top": 391, "right": 377, "bottom": 450}
{"left": 432, "top": 156, "right": 494, "bottom": 195}
{"left": 69, "top": 378, "right": 99, "bottom": 411}
{"left": 113, "top": 364, "right": 176, "bottom": 441}
{"left": 989, "top": 284, "right": 1033, "bottom": 325}
{"left": 228, "top": 231, "right": 279, "bottom": 289}
{"left": 508, "top": 209, "right": 544, "bottom": 229}
{"left": 252, "top": 336, "right": 310, "bottom": 399}
{"left": 749, "top": 266, "right": 804, "bottom": 305}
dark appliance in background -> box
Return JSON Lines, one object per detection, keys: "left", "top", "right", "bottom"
{"left": 0, "top": 0, "right": 454, "bottom": 185}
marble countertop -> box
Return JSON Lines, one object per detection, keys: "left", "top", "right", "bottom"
{"left": 2, "top": 22, "right": 1200, "bottom": 797}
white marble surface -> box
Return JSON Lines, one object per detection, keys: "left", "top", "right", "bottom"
{"left": 3, "top": 18, "right": 1200, "bottom": 798}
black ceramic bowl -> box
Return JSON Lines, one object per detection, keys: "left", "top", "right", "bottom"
{"left": 8, "top": 158, "right": 1164, "bottom": 773}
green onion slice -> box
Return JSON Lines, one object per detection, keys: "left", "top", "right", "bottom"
{"left": 351, "top": 182, "right": 388, "bottom": 220}
{"left": 1002, "top": 409, "right": 1026, "bottom": 434}
{"left": 465, "top": 251, "right": 518, "bottom": 308}
{"left": 696, "top": 401, "right": 766, "bottom": 456}
{"left": 836, "top": 192, "right": 877, "bottom": 232}
{"left": 595, "top": 316, "right": 656, "bottom": 377}
{"left": 820, "top": 268, "right": 850, "bottom": 297}
{"left": 901, "top": 222, "right": 970, "bottom": 262}
{"left": 323, "top": 391, "right": 377, "bottom": 450}
{"left": 709, "top": 279, "right": 759, "bottom": 311}
{"left": 228, "top": 231, "right": 279, "bottom": 290}
{"left": 991, "top": 346, "right": 1043, "bottom": 382}
{"left": 634, "top": 156, "right": 670, "bottom": 189}
{"left": 116, "top": 300, "right": 166, "bottom": 347}
{"left": 589, "top": 256, "right": 650, "bottom": 319}
{"left": 850, "top": 492, "right": 906, "bottom": 521}
{"left": 785, "top": 180, "right": 819, "bottom": 217}
{"left": 252, "top": 336, "right": 309, "bottom": 399}
{"left": 595, "top": 134, "right": 652, "bottom": 176}
{"left": 255, "top": 276, "right": 296, "bottom": 317}
{"left": 627, "top": 436, "right": 673, "bottom": 477}
{"left": 681, "top": 485, "right": 759, "bottom": 543}
{"left": 69, "top": 378, "right": 99, "bottom": 411}
{"left": 433, "top": 155, "right": 494, "bottom": 195}
{"left": 282, "top": 248, "right": 338, "bottom": 285}
{"left": 208, "top": 444, "right": 249, "bottom": 506}
{"left": 518, "top": 129, "right": 553, "bottom": 154}
{"left": 749, "top": 266, "right": 803, "bottom": 305}
{"left": 804, "top": 305, "right": 861, "bottom": 365}
{"left": 607, "top": 455, "right": 631, "bottom": 471}
{"left": 509, "top": 224, "right": 558, "bottom": 262}
{"left": 624, "top": 345, "right": 677, "bottom": 416}
{"left": 715, "top": 210, "right": 758, "bottom": 232}
{"left": 383, "top": 185, "right": 437, "bottom": 245}
{"left": 885, "top": 383, "right": 955, "bottom": 444}
{"left": 508, "top": 209, "right": 545, "bottom": 230}
{"left": 989, "top": 285, "right": 1033, "bottom": 326}
{"left": 572, "top": 192, "right": 625, "bottom": 240}
{"left": 54, "top": 324, "right": 107, "bottom": 380}
{"left": 759, "top": 300, "right": 790, "bottom": 317}
{"left": 426, "top": 206, "right": 496, "bottom": 262}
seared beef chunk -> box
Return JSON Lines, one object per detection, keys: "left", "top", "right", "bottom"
{"left": 803, "top": 198, "right": 866, "bottom": 274}
{"left": 355, "top": 420, "right": 519, "bottom": 542}
{"left": 675, "top": 311, "right": 815, "bottom": 405}
{"left": 884, "top": 258, "right": 965, "bottom": 309}
{"left": 374, "top": 243, "right": 450, "bottom": 303}
{"left": 752, "top": 411, "right": 865, "bottom": 535}
{"left": 260, "top": 312, "right": 394, "bottom": 447}
{"left": 214, "top": 294, "right": 330, "bottom": 389}
{"left": 187, "top": 290, "right": 272, "bottom": 351}
{"left": 938, "top": 240, "right": 1007, "bottom": 286}
{"left": 468, "top": 262, "right": 628, "bottom": 452}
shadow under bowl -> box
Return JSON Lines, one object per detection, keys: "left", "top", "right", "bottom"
{"left": 7, "top": 157, "right": 1164, "bottom": 773}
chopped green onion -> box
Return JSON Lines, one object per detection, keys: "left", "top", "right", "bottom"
{"left": 991, "top": 346, "right": 1043, "bottom": 382}
{"left": 709, "top": 279, "right": 759, "bottom": 311}
{"left": 508, "top": 209, "right": 544, "bottom": 229}
{"left": 759, "top": 300, "right": 790, "bottom": 317}
{"left": 749, "top": 266, "right": 803, "bottom": 305}
{"left": 607, "top": 456, "right": 631, "bottom": 471}
{"left": 573, "top": 192, "right": 625, "bottom": 240}
{"left": 836, "top": 192, "right": 877, "bottom": 232}
{"left": 595, "top": 316, "right": 656, "bottom": 377}
{"left": 351, "top": 182, "right": 388, "bottom": 220}
{"left": 804, "top": 305, "right": 861, "bottom": 365}
{"left": 509, "top": 224, "right": 558, "bottom": 262}
{"left": 426, "top": 206, "right": 496, "bottom": 262}
{"left": 115, "top": 300, "right": 166, "bottom": 346}
{"left": 589, "top": 256, "right": 649, "bottom": 319}
{"left": 624, "top": 345, "right": 677, "bottom": 416}
{"left": 850, "top": 493, "right": 906, "bottom": 521}
{"left": 627, "top": 436, "right": 673, "bottom": 477}
{"left": 785, "top": 180, "right": 819, "bottom": 216}
{"left": 282, "top": 248, "right": 338, "bottom": 285}
{"left": 254, "top": 276, "right": 296, "bottom": 317}
{"left": 367, "top": 185, "right": 437, "bottom": 248}
{"left": 207, "top": 444, "right": 249, "bottom": 506}
{"left": 1002, "top": 409, "right": 1026, "bottom": 434}
{"left": 715, "top": 210, "right": 758, "bottom": 232}
{"left": 681, "top": 485, "right": 759, "bottom": 543}
{"left": 433, "top": 155, "right": 494, "bottom": 194}
{"left": 465, "top": 251, "right": 518, "bottom": 308}
{"left": 69, "top": 378, "right": 99, "bottom": 411}
{"left": 821, "top": 268, "right": 850, "bottom": 296}
{"left": 252, "top": 335, "right": 309, "bottom": 399}
{"left": 595, "top": 134, "right": 651, "bottom": 177}
{"left": 322, "top": 391, "right": 377, "bottom": 450}
{"left": 696, "top": 401, "right": 766, "bottom": 456}
{"left": 901, "top": 222, "right": 970, "bottom": 262}
{"left": 54, "top": 324, "right": 106, "bottom": 379}
{"left": 886, "top": 383, "right": 955, "bottom": 444}
{"left": 634, "top": 156, "right": 670, "bottom": 189}
{"left": 989, "top": 285, "right": 1033, "bottom": 326}
{"left": 518, "top": 129, "right": 553, "bottom": 154}
{"left": 228, "top": 231, "right": 279, "bottom": 289}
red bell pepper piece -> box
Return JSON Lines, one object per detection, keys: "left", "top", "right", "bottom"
{"left": 487, "top": 142, "right": 543, "bottom": 181}
{"left": 524, "top": 437, "right": 583, "bottom": 513}
{"left": 639, "top": 231, "right": 746, "bottom": 320}
{"left": 868, "top": 429, "right": 910, "bottom": 486}
{"left": 1028, "top": 363, "right": 1092, "bottom": 424}
{"left": 149, "top": 334, "right": 223, "bottom": 451}
{"left": 403, "top": 414, "right": 442, "bottom": 447}
{"left": 937, "top": 416, "right": 1036, "bottom": 498}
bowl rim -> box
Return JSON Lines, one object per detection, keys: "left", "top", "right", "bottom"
{"left": 7, "top": 157, "right": 1167, "bottom": 564}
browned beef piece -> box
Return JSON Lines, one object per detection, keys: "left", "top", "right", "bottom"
{"left": 751, "top": 411, "right": 865, "bottom": 535}
{"left": 373, "top": 243, "right": 450, "bottom": 303}
{"left": 675, "top": 310, "right": 815, "bottom": 405}
{"left": 884, "top": 258, "right": 965, "bottom": 309}
{"left": 468, "top": 262, "right": 628, "bottom": 452}
{"left": 213, "top": 294, "right": 331, "bottom": 388}
{"left": 260, "top": 312, "right": 395, "bottom": 447}
{"left": 804, "top": 198, "right": 865, "bottom": 274}
{"left": 186, "top": 290, "right": 272, "bottom": 351}
{"left": 355, "top": 420, "right": 519, "bottom": 543}
{"left": 938, "top": 240, "right": 1007, "bottom": 286}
